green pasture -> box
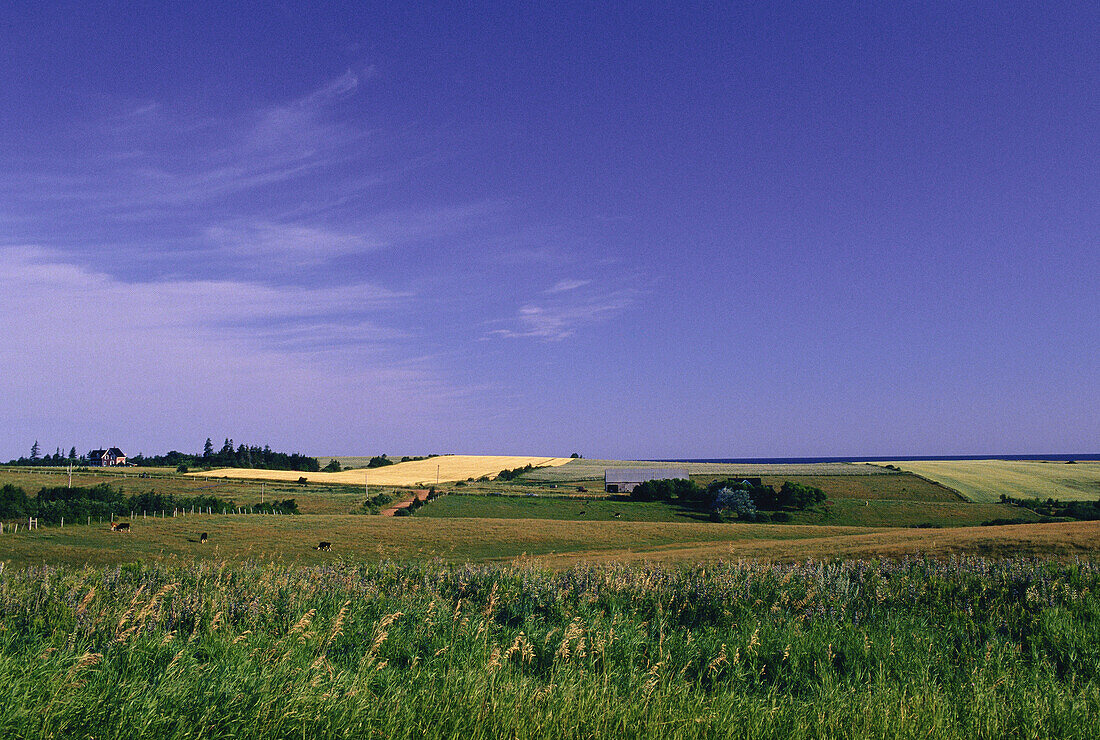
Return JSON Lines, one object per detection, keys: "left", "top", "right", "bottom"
{"left": 414, "top": 492, "right": 1034, "bottom": 529}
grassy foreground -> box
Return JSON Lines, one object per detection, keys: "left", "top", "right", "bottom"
{"left": 1, "top": 558, "right": 1098, "bottom": 739}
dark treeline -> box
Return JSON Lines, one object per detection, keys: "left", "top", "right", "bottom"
{"left": 0, "top": 483, "right": 298, "bottom": 524}
{"left": 4, "top": 441, "right": 79, "bottom": 467}
{"left": 134, "top": 437, "right": 325, "bottom": 473}
{"left": 1000, "top": 494, "right": 1100, "bottom": 521}
{"left": 6, "top": 438, "right": 320, "bottom": 472}
{"left": 629, "top": 477, "right": 826, "bottom": 522}
{"left": 134, "top": 438, "right": 320, "bottom": 472}
{"left": 496, "top": 463, "right": 538, "bottom": 481}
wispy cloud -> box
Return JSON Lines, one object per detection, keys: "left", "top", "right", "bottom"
{"left": 202, "top": 221, "right": 381, "bottom": 263}
{"left": 0, "top": 69, "right": 505, "bottom": 283}
{"left": 486, "top": 288, "right": 635, "bottom": 341}
{"left": 544, "top": 278, "right": 592, "bottom": 294}
{"left": 2, "top": 70, "right": 375, "bottom": 219}
{"left": 0, "top": 247, "right": 409, "bottom": 353}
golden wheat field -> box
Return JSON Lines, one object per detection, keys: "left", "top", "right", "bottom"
{"left": 193, "top": 455, "right": 573, "bottom": 486}
{"left": 876, "top": 459, "right": 1100, "bottom": 503}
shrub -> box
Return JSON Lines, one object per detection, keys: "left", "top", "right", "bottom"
{"left": 778, "top": 482, "right": 826, "bottom": 510}
{"left": 497, "top": 464, "right": 536, "bottom": 481}
{"left": 630, "top": 478, "right": 702, "bottom": 503}
{"left": 351, "top": 492, "right": 394, "bottom": 515}
{"left": 0, "top": 484, "right": 30, "bottom": 518}
{"left": 711, "top": 487, "right": 757, "bottom": 521}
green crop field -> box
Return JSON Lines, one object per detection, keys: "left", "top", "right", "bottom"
{"left": 416, "top": 494, "right": 701, "bottom": 522}
{"left": 754, "top": 473, "right": 961, "bottom": 502}
{"left": 878, "top": 460, "right": 1100, "bottom": 503}
{"left": 414, "top": 492, "right": 1035, "bottom": 529}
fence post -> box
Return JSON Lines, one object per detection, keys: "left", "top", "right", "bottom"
{"left": 61, "top": 517, "right": 63, "bottom": 528}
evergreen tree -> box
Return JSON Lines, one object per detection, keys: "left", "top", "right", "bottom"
{"left": 203, "top": 438, "right": 214, "bottom": 458}
{"left": 30, "top": 440, "right": 40, "bottom": 461}
{"left": 68, "top": 447, "right": 77, "bottom": 460}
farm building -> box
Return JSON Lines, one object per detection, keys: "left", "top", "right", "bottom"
{"left": 604, "top": 468, "right": 691, "bottom": 493}
{"left": 87, "top": 447, "right": 126, "bottom": 466}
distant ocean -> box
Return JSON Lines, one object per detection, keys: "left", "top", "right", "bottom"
{"left": 656, "top": 454, "right": 1100, "bottom": 464}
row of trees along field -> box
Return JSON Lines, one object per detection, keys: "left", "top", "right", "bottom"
{"left": 322, "top": 453, "right": 440, "bottom": 473}
{"left": 0, "top": 483, "right": 298, "bottom": 523}
{"left": 4, "top": 439, "right": 320, "bottom": 472}
{"left": 4, "top": 441, "right": 80, "bottom": 466}
{"left": 629, "top": 477, "right": 826, "bottom": 522}
{"left": 136, "top": 439, "right": 320, "bottom": 472}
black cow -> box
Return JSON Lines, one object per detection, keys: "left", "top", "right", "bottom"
{"left": 110, "top": 522, "right": 130, "bottom": 532}
{"left": 200, "top": 532, "right": 208, "bottom": 543}
{"left": 315, "top": 541, "right": 332, "bottom": 551}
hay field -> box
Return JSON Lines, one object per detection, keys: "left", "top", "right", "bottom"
{"left": 877, "top": 460, "right": 1100, "bottom": 503}
{"left": 192, "top": 455, "right": 572, "bottom": 486}
{"left": 525, "top": 458, "right": 884, "bottom": 481}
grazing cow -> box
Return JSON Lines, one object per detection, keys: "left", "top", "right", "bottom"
{"left": 315, "top": 541, "right": 332, "bottom": 551}
{"left": 613, "top": 512, "right": 622, "bottom": 518}
{"left": 578, "top": 510, "right": 586, "bottom": 516}
{"left": 110, "top": 522, "right": 130, "bottom": 532}
{"left": 200, "top": 532, "right": 208, "bottom": 543}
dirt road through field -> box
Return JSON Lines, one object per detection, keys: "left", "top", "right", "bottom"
{"left": 382, "top": 489, "right": 428, "bottom": 516}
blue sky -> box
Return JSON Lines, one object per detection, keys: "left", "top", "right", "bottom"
{"left": 1, "top": 2, "right": 1096, "bottom": 460}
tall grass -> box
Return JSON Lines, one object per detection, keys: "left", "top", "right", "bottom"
{"left": 0, "top": 557, "right": 1098, "bottom": 738}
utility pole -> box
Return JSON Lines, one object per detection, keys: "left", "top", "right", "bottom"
{"left": 68, "top": 462, "right": 72, "bottom": 489}
{"left": 437, "top": 464, "right": 440, "bottom": 486}
{"left": 261, "top": 481, "right": 264, "bottom": 504}
{"left": 364, "top": 470, "right": 368, "bottom": 497}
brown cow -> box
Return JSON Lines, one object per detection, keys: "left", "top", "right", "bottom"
{"left": 110, "top": 522, "right": 130, "bottom": 532}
